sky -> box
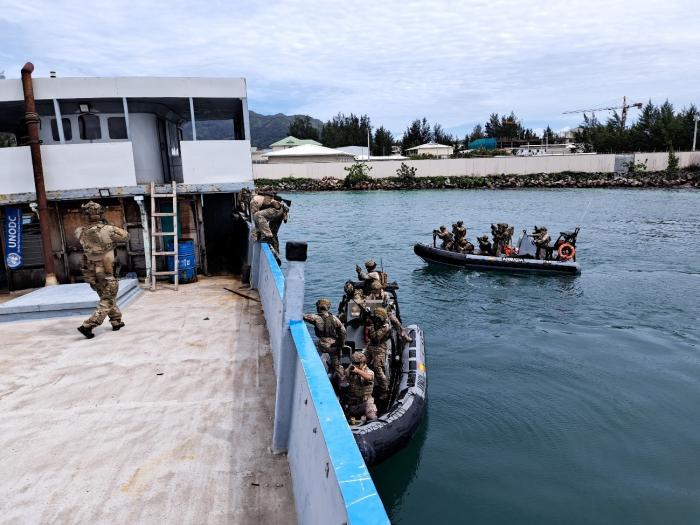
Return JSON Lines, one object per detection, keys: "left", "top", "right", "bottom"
{"left": 1, "top": 0, "right": 699, "bottom": 137}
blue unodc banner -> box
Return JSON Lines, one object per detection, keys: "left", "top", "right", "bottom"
{"left": 4, "top": 207, "right": 23, "bottom": 269}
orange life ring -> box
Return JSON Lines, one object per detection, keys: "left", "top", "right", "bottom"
{"left": 558, "top": 243, "right": 575, "bottom": 261}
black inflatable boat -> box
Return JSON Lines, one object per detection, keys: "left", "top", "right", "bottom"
{"left": 337, "top": 282, "right": 427, "bottom": 466}
{"left": 415, "top": 228, "right": 581, "bottom": 275}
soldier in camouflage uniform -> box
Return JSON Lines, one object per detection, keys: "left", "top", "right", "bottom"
{"left": 491, "top": 223, "right": 514, "bottom": 256}
{"left": 434, "top": 226, "right": 454, "bottom": 251}
{"left": 366, "top": 306, "right": 392, "bottom": 405}
{"left": 477, "top": 234, "right": 493, "bottom": 255}
{"left": 456, "top": 236, "right": 475, "bottom": 254}
{"left": 253, "top": 200, "right": 289, "bottom": 263}
{"left": 366, "top": 281, "right": 412, "bottom": 343}
{"left": 75, "top": 201, "right": 129, "bottom": 339}
{"left": 343, "top": 351, "right": 377, "bottom": 423}
{"left": 356, "top": 259, "right": 382, "bottom": 296}
{"left": 533, "top": 226, "right": 551, "bottom": 260}
{"left": 452, "top": 221, "right": 467, "bottom": 244}
{"left": 303, "top": 298, "right": 347, "bottom": 380}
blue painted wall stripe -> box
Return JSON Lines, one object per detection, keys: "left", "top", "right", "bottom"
{"left": 261, "top": 243, "right": 285, "bottom": 297}
{"left": 290, "top": 320, "right": 390, "bottom": 525}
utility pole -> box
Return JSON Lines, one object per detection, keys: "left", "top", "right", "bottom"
{"left": 21, "top": 62, "right": 58, "bottom": 285}
{"left": 693, "top": 115, "right": 699, "bottom": 152}
{"left": 366, "top": 127, "right": 370, "bottom": 161}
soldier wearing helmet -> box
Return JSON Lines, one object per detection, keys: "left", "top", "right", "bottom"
{"left": 303, "top": 298, "right": 347, "bottom": 380}
{"left": 252, "top": 199, "right": 289, "bottom": 265}
{"left": 452, "top": 221, "right": 467, "bottom": 247}
{"left": 355, "top": 259, "right": 383, "bottom": 296}
{"left": 433, "top": 225, "right": 454, "bottom": 251}
{"left": 366, "top": 282, "right": 412, "bottom": 343}
{"left": 533, "top": 225, "right": 551, "bottom": 260}
{"left": 478, "top": 234, "right": 493, "bottom": 255}
{"left": 343, "top": 351, "right": 377, "bottom": 423}
{"left": 366, "top": 306, "right": 392, "bottom": 405}
{"left": 74, "top": 201, "right": 129, "bottom": 339}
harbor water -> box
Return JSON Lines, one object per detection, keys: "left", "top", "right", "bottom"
{"left": 277, "top": 188, "right": 700, "bottom": 525}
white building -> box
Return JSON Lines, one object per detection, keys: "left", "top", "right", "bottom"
{"left": 0, "top": 74, "right": 254, "bottom": 290}
{"left": 264, "top": 144, "right": 355, "bottom": 164}
{"left": 404, "top": 142, "right": 454, "bottom": 159}
{"left": 513, "top": 143, "right": 578, "bottom": 156}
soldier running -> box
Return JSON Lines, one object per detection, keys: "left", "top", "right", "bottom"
{"left": 75, "top": 201, "right": 129, "bottom": 339}
{"left": 343, "top": 352, "right": 378, "bottom": 424}
{"left": 366, "top": 307, "right": 392, "bottom": 406}
{"left": 303, "top": 298, "right": 347, "bottom": 380}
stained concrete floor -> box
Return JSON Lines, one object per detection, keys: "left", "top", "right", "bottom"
{"left": 0, "top": 276, "right": 294, "bottom": 524}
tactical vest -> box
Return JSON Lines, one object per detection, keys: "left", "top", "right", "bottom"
{"left": 313, "top": 313, "right": 337, "bottom": 339}
{"left": 348, "top": 367, "right": 374, "bottom": 401}
{"left": 78, "top": 223, "right": 116, "bottom": 258}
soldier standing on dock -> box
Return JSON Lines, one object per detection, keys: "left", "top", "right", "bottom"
{"left": 303, "top": 299, "right": 347, "bottom": 380}
{"left": 75, "top": 201, "right": 129, "bottom": 339}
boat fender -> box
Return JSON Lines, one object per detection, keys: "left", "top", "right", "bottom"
{"left": 558, "top": 243, "right": 575, "bottom": 261}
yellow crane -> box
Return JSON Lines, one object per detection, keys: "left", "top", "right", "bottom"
{"left": 563, "top": 96, "right": 643, "bottom": 128}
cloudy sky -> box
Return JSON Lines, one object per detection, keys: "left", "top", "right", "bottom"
{"left": 1, "top": 0, "right": 699, "bottom": 136}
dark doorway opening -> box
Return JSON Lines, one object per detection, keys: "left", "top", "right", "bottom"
{"left": 202, "top": 193, "right": 248, "bottom": 275}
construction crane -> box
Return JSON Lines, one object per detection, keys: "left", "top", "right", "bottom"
{"left": 563, "top": 96, "right": 643, "bottom": 128}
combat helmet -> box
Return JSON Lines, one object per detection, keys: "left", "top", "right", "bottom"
{"left": 479, "top": 234, "right": 489, "bottom": 241}
{"left": 81, "top": 201, "right": 104, "bottom": 222}
{"left": 370, "top": 280, "right": 382, "bottom": 291}
{"left": 372, "top": 307, "right": 388, "bottom": 321}
{"left": 365, "top": 259, "right": 377, "bottom": 270}
{"left": 316, "top": 298, "right": 331, "bottom": 312}
{"left": 351, "top": 351, "right": 367, "bottom": 365}
{"left": 456, "top": 220, "right": 464, "bottom": 226}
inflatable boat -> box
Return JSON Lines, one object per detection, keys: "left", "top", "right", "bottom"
{"left": 415, "top": 228, "right": 581, "bottom": 275}
{"left": 336, "top": 282, "right": 427, "bottom": 466}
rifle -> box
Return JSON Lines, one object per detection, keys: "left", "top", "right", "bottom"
{"left": 432, "top": 230, "right": 437, "bottom": 247}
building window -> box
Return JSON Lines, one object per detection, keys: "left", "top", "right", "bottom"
{"left": 107, "top": 117, "right": 128, "bottom": 139}
{"left": 78, "top": 114, "right": 102, "bottom": 140}
{"left": 50, "top": 118, "right": 72, "bottom": 141}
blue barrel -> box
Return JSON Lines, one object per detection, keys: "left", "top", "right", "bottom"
{"left": 166, "top": 239, "right": 197, "bottom": 284}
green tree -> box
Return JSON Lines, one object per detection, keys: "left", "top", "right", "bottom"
{"left": 396, "top": 162, "right": 417, "bottom": 180}
{"left": 288, "top": 116, "right": 319, "bottom": 141}
{"left": 373, "top": 126, "right": 395, "bottom": 156}
{"left": 402, "top": 118, "right": 432, "bottom": 150}
{"left": 433, "top": 123, "right": 456, "bottom": 146}
{"left": 343, "top": 162, "right": 373, "bottom": 187}
{"left": 321, "top": 113, "right": 372, "bottom": 149}
{"left": 667, "top": 146, "right": 680, "bottom": 174}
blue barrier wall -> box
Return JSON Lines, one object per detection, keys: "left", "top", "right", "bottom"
{"left": 251, "top": 241, "right": 389, "bottom": 525}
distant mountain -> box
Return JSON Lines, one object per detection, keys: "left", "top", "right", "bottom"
{"left": 249, "top": 111, "right": 323, "bottom": 149}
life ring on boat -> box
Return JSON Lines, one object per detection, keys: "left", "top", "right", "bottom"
{"left": 558, "top": 243, "right": 575, "bottom": 261}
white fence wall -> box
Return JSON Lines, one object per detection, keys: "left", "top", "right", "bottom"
{"left": 181, "top": 140, "right": 253, "bottom": 185}
{"left": 253, "top": 151, "right": 700, "bottom": 181}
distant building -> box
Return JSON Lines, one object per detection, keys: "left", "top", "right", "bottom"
{"left": 251, "top": 146, "right": 271, "bottom": 163}
{"left": 467, "top": 137, "right": 497, "bottom": 150}
{"left": 404, "top": 142, "right": 454, "bottom": 159}
{"left": 269, "top": 136, "right": 322, "bottom": 152}
{"left": 513, "top": 143, "right": 578, "bottom": 156}
{"left": 336, "top": 145, "right": 406, "bottom": 162}
{"left": 264, "top": 144, "right": 355, "bottom": 164}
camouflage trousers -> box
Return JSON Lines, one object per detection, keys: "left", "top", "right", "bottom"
{"left": 318, "top": 342, "right": 345, "bottom": 379}
{"left": 345, "top": 395, "right": 377, "bottom": 422}
{"left": 366, "top": 346, "right": 389, "bottom": 401}
{"left": 82, "top": 260, "right": 121, "bottom": 328}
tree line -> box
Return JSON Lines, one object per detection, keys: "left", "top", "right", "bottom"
{"left": 288, "top": 100, "right": 698, "bottom": 155}
{"left": 573, "top": 101, "right": 698, "bottom": 153}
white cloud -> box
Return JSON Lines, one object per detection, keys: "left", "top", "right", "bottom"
{"left": 1, "top": 0, "right": 698, "bottom": 135}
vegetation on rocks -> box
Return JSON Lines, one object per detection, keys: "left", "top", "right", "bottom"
{"left": 255, "top": 170, "right": 700, "bottom": 193}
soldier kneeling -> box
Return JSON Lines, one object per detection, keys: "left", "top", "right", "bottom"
{"left": 343, "top": 352, "right": 378, "bottom": 424}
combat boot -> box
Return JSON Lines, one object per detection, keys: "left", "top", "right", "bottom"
{"left": 112, "top": 321, "right": 125, "bottom": 331}
{"left": 77, "top": 325, "right": 95, "bottom": 339}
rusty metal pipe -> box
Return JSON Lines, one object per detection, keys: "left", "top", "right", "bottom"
{"left": 21, "top": 62, "right": 57, "bottom": 285}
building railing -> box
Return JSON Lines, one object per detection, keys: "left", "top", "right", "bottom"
{"left": 249, "top": 239, "right": 389, "bottom": 525}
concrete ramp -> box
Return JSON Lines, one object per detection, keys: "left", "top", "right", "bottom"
{"left": 0, "top": 279, "right": 141, "bottom": 322}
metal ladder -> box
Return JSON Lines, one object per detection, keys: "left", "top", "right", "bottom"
{"left": 150, "top": 181, "right": 179, "bottom": 291}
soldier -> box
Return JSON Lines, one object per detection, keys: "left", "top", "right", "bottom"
{"left": 366, "top": 306, "right": 392, "bottom": 406}
{"left": 533, "top": 226, "right": 551, "bottom": 260}
{"left": 249, "top": 191, "right": 276, "bottom": 217}
{"left": 303, "top": 298, "right": 347, "bottom": 380}
{"left": 456, "top": 236, "right": 475, "bottom": 254}
{"left": 75, "top": 201, "right": 129, "bottom": 339}
{"left": 343, "top": 352, "right": 378, "bottom": 423}
{"left": 491, "top": 222, "right": 514, "bottom": 256}
{"left": 477, "top": 234, "right": 493, "bottom": 255}
{"left": 366, "top": 281, "right": 412, "bottom": 343}
{"left": 452, "top": 220, "right": 467, "bottom": 243}
{"left": 355, "top": 259, "right": 381, "bottom": 295}
{"left": 253, "top": 200, "right": 289, "bottom": 263}
{"left": 433, "top": 226, "right": 454, "bottom": 251}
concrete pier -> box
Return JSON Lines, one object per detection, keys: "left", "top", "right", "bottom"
{"left": 0, "top": 277, "right": 294, "bottom": 523}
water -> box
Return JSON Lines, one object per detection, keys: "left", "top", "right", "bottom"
{"left": 277, "top": 188, "right": 700, "bottom": 525}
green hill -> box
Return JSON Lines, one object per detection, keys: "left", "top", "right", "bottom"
{"left": 249, "top": 111, "right": 323, "bottom": 149}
